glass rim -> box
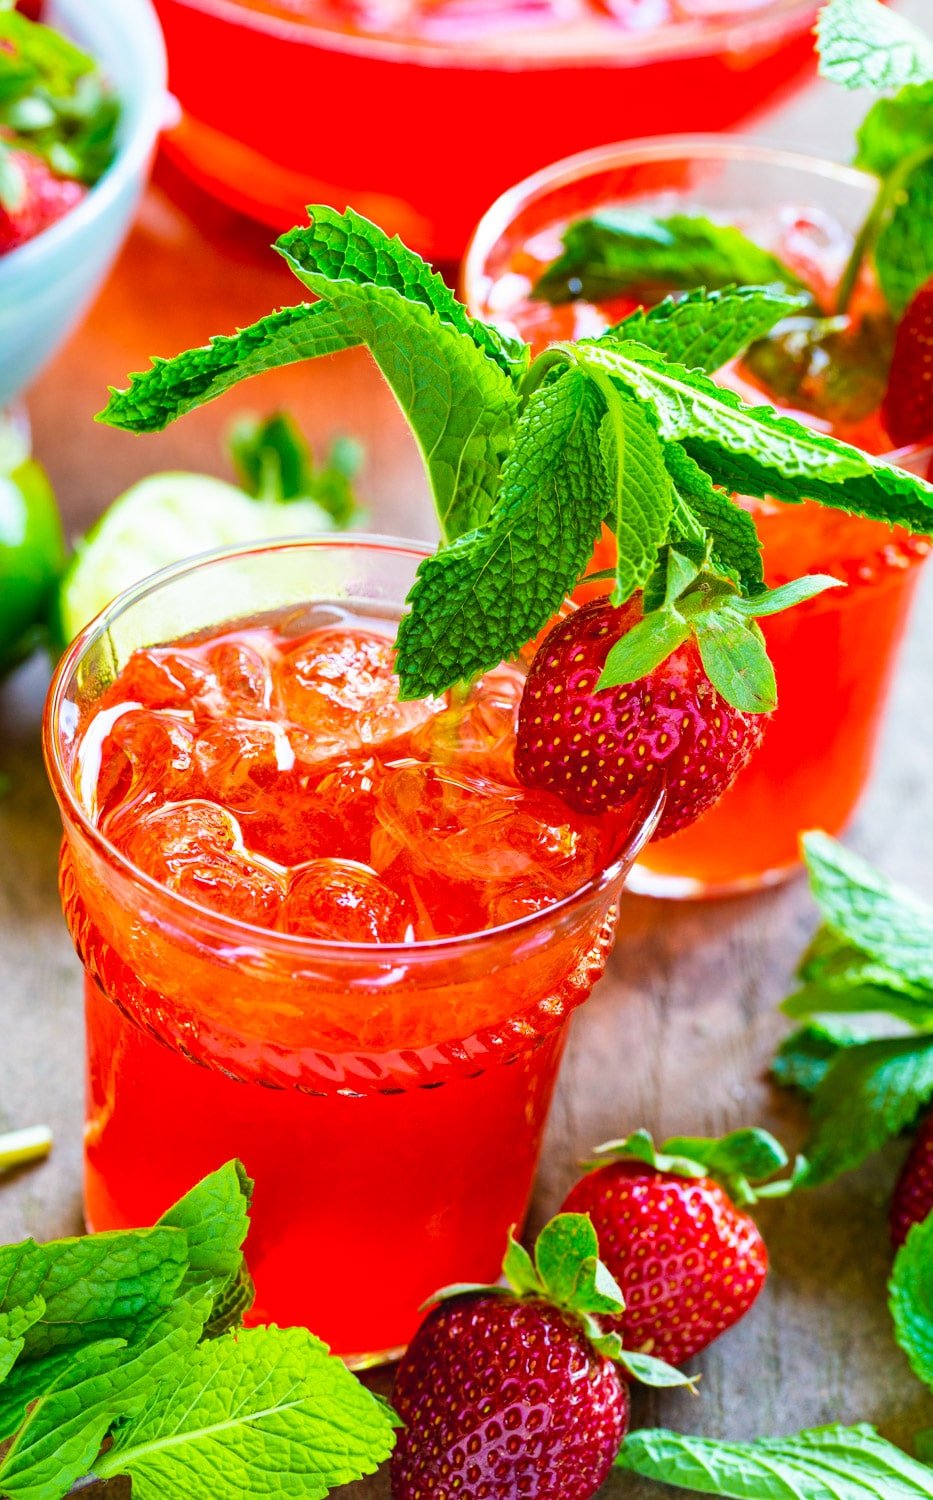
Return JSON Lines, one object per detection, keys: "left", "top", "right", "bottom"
{"left": 462, "top": 132, "right": 929, "bottom": 472}
{"left": 44, "top": 533, "right": 664, "bottom": 965}
{"left": 162, "top": 0, "right": 820, "bottom": 68}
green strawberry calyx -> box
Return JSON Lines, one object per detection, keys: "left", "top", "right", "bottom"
{"left": 428, "top": 1212, "right": 698, "bottom": 1391}
{"left": 589, "top": 1128, "right": 804, "bottom": 1208}
{"left": 595, "top": 546, "right": 841, "bottom": 714}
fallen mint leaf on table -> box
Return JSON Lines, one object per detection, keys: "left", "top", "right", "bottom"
{"left": 774, "top": 834, "right": 933, "bottom": 1186}
{"left": 0, "top": 1162, "right": 395, "bottom": 1498}
{"left": 532, "top": 212, "right": 804, "bottom": 305}
{"left": 615, "top": 1424, "right": 933, "bottom": 1497}
{"left": 891, "top": 1211, "right": 933, "bottom": 1392}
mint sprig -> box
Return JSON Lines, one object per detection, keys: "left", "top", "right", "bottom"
{"left": 817, "top": 0, "right": 933, "bottom": 95}
{"left": 0, "top": 1161, "right": 395, "bottom": 1498}
{"left": 227, "top": 410, "right": 364, "bottom": 526}
{"left": 98, "top": 206, "right": 933, "bottom": 710}
{"left": 773, "top": 834, "right": 933, "bottom": 1188}
{"left": 615, "top": 1424, "right": 933, "bottom": 1497}
{"left": 532, "top": 211, "right": 804, "bottom": 306}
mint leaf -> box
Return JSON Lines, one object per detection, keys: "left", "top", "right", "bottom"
{"left": 100, "top": 303, "right": 362, "bottom": 433}
{"left": 817, "top": 0, "right": 933, "bottom": 91}
{"left": 873, "top": 154, "right": 933, "bottom": 318}
{"left": 277, "top": 203, "right": 526, "bottom": 380}
{"left": 394, "top": 368, "right": 606, "bottom": 698}
{"left": 586, "top": 369, "right": 673, "bottom": 605}
{"left": 158, "top": 1160, "right": 254, "bottom": 1330}
{"left": 0, "top": 1300, "right": 44, "bottom": 1384}
{"left": 0, "top": 1292, "right": 209, "bottom": 1500}
{"left": 615, "top": 1424, "right": 933, "bottom": 1497}
{"left": 891, "top": 1212, "right": 933, "bottom": 1392}
{"left": 0, "top": 1226, "right": 189, "bottom": 1440}
{"left": 771, "top": 1020, "right": 866, "bottom": 1096}
{"left": 608, "top": 286, "right": 808, "bottom": 375}
{"left": 663, "top": 443, "right": 764, "bottom": 592}
{"left": 95, "top": 1325, "right": 397, "bottom": 1499}
{"left": 856, "top": 83, "right": 933, "bottom": 178}
{"left": 801, "top": 1034, "right": 933, "bottom": 1186}
{"left": 803, "top": 832, "right": 933, "bottom": 989}
{"left": 577, "top": 340, "right": 933, "bottom": 533}
{"left": 783, "top": 924, "right": 933, "bottom": 1027}
{"left": 533, "top": 212, "right": 804, "bottom": 304}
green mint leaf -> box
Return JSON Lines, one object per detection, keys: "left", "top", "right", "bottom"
{"left": 0, "top": 12, "right": 94, "bottom": 95}
{"left": 803, "top": 832, "right": 933, "bottom": 989}
{"left": 0, "top": 1291, "right": 209, "bottom": 1500}
{"left": 801, "top": 1034, "right": 933, "bottom": 1186}
{"left": 394, "top": 367, "right": 606, "bottom": 699}
{"left": 784, "top": 923, "right": 933, "bottom": 1027}
{"left": 228, "top": 410, "right": 320, "bottom": 502}
{"left": 817, "top": 0, "right": 933, "bottom": 91}
{"left": 277, "top": 203, "right": 526, "bottom": 381}
{"left": 873, "top": 155, "right": 933, "bottom": 318}
{"left": 693, "top": 610, "right": 776, "bottom": 713}
{"left": 593, "top": 382, "right": 673, "bottom": 607}
{"left": 275, "top": 267, "right": 519, "bottom": 545}
{"left": 533, "top": 212, "right": 804, "bottom": 305}
{"left": 99, "top": 303, "right": 362, "bottom": 434}
{"left": 533, "top": 1214, "right": 624, "bottom": 1318}
{"left": 855, "top": 83, "right": 933, "bottom": 178}
{"left": 577, "top": 339, "right": 933, "bottom": 533}
{"left": 771, "top": 1019, "right": 866, "bottom": 1096}
{"left": 615, "top": 1423, "right": 933, "bottom": 1497}
{"left": 597, "top": 606, "right": 690, "bottom": 691}
{"left": 502, "top": 1230, "right": 543, "bottom": 1299}
{"left": 0, "top": 1300, "right": 44, "bottom": 1384}
{"left": 157, "top": 1160, "right": 254, "bottom": 1329}
{"left": 607, "top": 286, "right": 809, "bottom": 374}
{"left": 729, "top": 575, "right": 843, "bottom": 616}
{"left": 0, "top": 1226, "right": 189, "bottom": 1441}
{"left": 95, "top": 1325, "right": 397, "bottom": 1498}
{"left": 663, "top": 443, "right": 764, "bottom": 593}
{"left": 891, "top": 1212, "right": 933, "bottom": 1392}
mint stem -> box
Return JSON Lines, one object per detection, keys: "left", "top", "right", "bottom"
{"left": 0, "top": 1126, "right": 53, "bottom": 1175}
{"left": 837, "top": 146, "right": 933, "bottom": 313}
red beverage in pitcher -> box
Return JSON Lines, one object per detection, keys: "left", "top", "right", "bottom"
{"left": 465, "top": 138, "right": 932, "bottom": 895}
{"left": 153, "top": 0, "right": 820, "bottom": 260}
{"left": 45, "top": 538, "right": 659, "bottom": 1361}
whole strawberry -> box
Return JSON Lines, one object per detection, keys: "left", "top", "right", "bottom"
{"left": 0, "top": 149, "right": 85, "bottom": 255}
{"left": 881, "top": 276, "right": 933, "bottom": 451}
{"left": 515, "top": 593, "right": 771, "bottom": 839}
{"left": 891, "top": 1108, "right": 933, "bottom": 1247}
{"left": 561, "top": 1129, "right": 793, "bottom": 1366}
{"left": 390, "top": 1213, "right": 692, "bottom": 1500}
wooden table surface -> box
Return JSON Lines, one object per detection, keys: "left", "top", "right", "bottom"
{"left": 3, "top": 34, "right": 933, "bottom": 1491}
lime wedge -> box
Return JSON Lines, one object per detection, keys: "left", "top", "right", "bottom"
{"left": 56, "top": 472, "right": 334, "bottom": 644}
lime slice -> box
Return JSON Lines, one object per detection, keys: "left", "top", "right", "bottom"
{"left": 56, "top": 472, "right": 334, "bottom": 644}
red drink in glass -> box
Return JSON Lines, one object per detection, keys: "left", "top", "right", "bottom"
{"left": 44, "top": 538, "right": 659, "bottom": 1361}
{"left": 464, "top": 138, "right": 932, "bottom": 895}
{"left": 152, "top": 0, "right": 820, "bottom": 260}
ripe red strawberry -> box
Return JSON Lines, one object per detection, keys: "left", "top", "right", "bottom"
{"left": 390, "top": 1213, "right": 691, "bottom": 1500}
{"left": 561, "top": 1129, "right": 790, "bottom": 1366}
{"left": 515, "top": 596, "right": 766, "bottom": 839}
{"left": 0, "top": 149, "right": 86, "bottom": 255}
{"left": 890, "top": 1108, "right": 933, "bottom": 1247}
{"left": 881, "top": 276, "right": 933, "bottom": 450}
